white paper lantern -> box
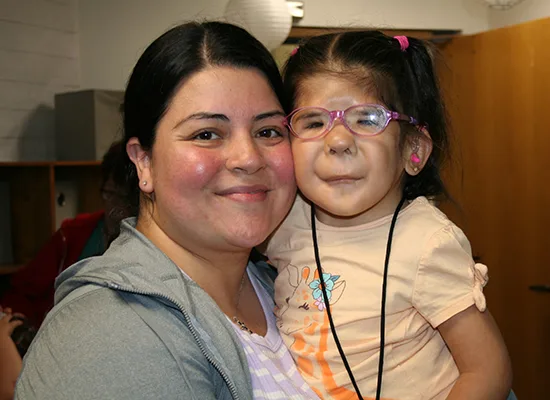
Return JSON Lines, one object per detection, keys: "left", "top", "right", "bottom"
{"left": 481, "top": 0, "right": 526, "bottom": 10}
{"left": 224, "top": 0, "right": 292, "bottom": 51}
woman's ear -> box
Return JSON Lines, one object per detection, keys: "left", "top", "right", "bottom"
{"left": 126, "top": 138, "right": 154, "bottom": 194}
{"left": 404, "top": 128, "right": 433, "bottom": 176}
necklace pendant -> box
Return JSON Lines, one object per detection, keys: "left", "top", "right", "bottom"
{"left": 233, "top": 273, "right": 253, "bottom": 334}
{"left": 233, "top": 316, "right": 253, "bottom": 334}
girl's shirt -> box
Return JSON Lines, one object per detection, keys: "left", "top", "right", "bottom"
{"left": 267, "top": 196, "right": 488, "bottom": 400}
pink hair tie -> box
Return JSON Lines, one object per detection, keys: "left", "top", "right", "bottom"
{"left": 290, "top": 46, "right": 299, "bottom": 56}
{"left": 394, "top": 35, "right": 409, "bottom": 52}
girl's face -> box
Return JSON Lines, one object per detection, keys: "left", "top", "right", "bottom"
{"left": 291, "top": 74, "right": 410, "bottom": 227}
{"left": 133, "top": 67, "right": 296, "bottom": 253}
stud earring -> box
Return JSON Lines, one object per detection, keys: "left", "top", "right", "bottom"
{"left": 411, "top": 153, "right": 421, "bottom": 173}
{"left": 142, "top": 180, "right": 148, "bottom": 186}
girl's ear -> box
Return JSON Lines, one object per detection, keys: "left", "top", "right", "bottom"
{"left": 404, "top": 128, "right": 433, "bottom": 176}
{"left": 126, "top": 138, "right": 154, "bottom": 194}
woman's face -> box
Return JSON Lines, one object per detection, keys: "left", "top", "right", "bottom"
{"left": 139, "top": 67, "right": 296, "bottom": 254}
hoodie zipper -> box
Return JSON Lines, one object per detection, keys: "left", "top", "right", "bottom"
{"left": 106, "top": 282, "right": 241, "bottom": 400}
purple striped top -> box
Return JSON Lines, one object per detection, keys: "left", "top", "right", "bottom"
{"left": 229, "top": 270, "right": 319, "bottom": 399}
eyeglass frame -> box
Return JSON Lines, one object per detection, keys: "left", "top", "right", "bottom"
{"left": 284, "top": 103, "right": 421, "bottom": 140}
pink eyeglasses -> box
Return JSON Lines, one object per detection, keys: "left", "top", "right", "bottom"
{"left": 284, "top": 104, "right": 420, "bottom": 140}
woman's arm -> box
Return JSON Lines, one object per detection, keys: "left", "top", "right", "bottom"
{"left": 438, "top": 305, "right": 512, "bottom": 400}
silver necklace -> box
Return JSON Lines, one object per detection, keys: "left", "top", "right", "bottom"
{"left": 232, "top": 273, "right": 253, "bottom": 334}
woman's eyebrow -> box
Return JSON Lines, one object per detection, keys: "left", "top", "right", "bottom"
{"left": 175, "top": 110, "right": 284, "bottom": 129}
{"left": 253, "top": 110, "right": 285, "bottom": 122}
{"left": 175, "top": 112, "right": 229, "bottom": 128}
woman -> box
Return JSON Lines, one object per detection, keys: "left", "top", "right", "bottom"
{"left": 16, "top": 22, "right": 317, "bottom": 399}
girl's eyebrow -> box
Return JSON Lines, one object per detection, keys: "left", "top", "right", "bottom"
{"left": 295, "top": 110, "right": 324, "bottom": 121}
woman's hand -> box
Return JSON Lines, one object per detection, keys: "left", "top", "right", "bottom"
{"left": 0, "top": 307, "right": 24, "bottom": 400}
{"left": 439, "top": 305, "right": 513, "bottom": 400}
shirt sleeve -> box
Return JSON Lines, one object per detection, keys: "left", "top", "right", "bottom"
{"left": 412, "top": 224, "right": 489, "bottom": 328}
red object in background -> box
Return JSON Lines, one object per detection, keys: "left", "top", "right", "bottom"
{"left": 0, "top": 211, "right": 105, "bottom": 328}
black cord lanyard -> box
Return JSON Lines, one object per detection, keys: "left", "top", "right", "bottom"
{"left": 311, "top": 197, "right": 406, "bottom": 400}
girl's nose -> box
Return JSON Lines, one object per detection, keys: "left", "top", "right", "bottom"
{"left": 324, "top": 122, "right": 357, "bottom": 156}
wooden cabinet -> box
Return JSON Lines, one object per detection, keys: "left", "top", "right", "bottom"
{"left": 0, "top": 161, "right": 102, "bottom": 271}
{"left": 438, "top": 17, "right": 550, "bottom": 399}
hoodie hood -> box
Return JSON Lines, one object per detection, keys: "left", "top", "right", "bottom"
{"left": 55, "top": 218, "right": 189, "bottom": 305}
{"left": 55, "top": 217, "right": 275, "bottom": 313}
{"left": 22, "top": 218, "right": 272, "bottom": 400}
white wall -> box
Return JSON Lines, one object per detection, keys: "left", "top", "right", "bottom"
{"left": 299, "top": 0, "right": 489, "bottom": 34}
{"left": 2, "top": 0, "right": 548, "bottom": 160}
{"left": 78, "top": 0, "right": 225, "bottom": 91}
{"left": 77, "top": 0, "right": 492, "bottom": 91}
{"left": 0, "top": 0, "right": 79, "bottom": 161}
{"left": 488, "top": 0, "right": 550, "bottom": 29}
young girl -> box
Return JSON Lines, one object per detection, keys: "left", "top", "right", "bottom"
{"left": 266, "top": 31, "right": 513, "bottom": 399}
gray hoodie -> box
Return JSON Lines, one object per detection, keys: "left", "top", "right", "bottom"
{"left": 15, "top": 218, "right": 276, "bottom": 400}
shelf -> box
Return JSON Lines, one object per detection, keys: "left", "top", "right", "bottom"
{"left": 0, "top": 162, "right": 103, "bottom": 266}
{"left": 0, "top": 264, "right": 24, "bottom": 275}
{"left": 285, "top": 26, "right": 462, "bottom": 44}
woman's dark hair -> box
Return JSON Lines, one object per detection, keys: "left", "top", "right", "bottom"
{"left": 120, "top": 21, "right": 288, "bottom": 216}
{"left": 284, "top": 30, "right": 449, "bottom": 200}
{"left": 100, "top": 140, "right": 126, "bottom": 190}
{"left": 100, "top": 140, "right": 130, "bottom": 244}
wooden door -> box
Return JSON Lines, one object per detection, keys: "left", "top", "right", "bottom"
{"left": 438, "top": 17, "right": 550, "bottom": 399}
